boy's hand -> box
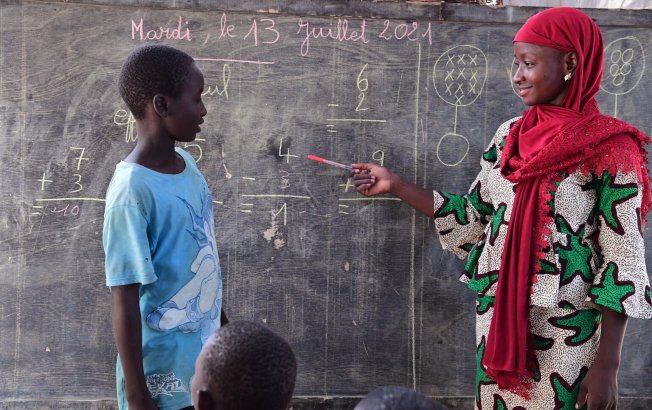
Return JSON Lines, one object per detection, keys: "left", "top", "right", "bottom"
{"left": 350, "top": 163, "right": 394, "bottom": 196}
{"left": 127, "top": 394, "right": 159, "bottom": 410}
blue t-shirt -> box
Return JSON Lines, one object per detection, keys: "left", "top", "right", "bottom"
{"left": 103, "top": 148, "right": 222, "bottom": 410}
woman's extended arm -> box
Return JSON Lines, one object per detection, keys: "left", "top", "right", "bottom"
{"left": 351, "top": 163, "right": 434, "bottom": 218}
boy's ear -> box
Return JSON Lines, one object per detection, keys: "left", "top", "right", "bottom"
{"left": 152, "top": 94, "right": 169, "bottom": 117}
{"left": 196, "top": 389, "right": 216, "bottom": 410}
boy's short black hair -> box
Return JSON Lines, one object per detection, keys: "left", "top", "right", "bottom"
{"left": 201, "top": 321, "right": 297, "bottom": 410}
{"left": 118, "top": 44, "right": 195, "bottom": 119}
{"left": 355, "top": 386, "right": 449, "bottom": 410}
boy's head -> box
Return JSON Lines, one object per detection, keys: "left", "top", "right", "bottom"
{"left": 192, "top": 321, "right": 297, "bottom": 410}
{"left": 118, "top": 44, "right": 196, "bottom": 120}
{"left": 354, "top": 386, "right": 449, "bottom": 410}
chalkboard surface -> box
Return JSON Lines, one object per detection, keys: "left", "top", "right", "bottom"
{"left": 1, "top": 1, "right": 651, "bottom": 405}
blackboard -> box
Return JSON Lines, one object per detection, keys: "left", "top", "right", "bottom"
{"left": 1, "top": 1, "right": 651, "bottom": 407}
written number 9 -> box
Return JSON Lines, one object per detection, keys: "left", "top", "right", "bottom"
{"left": 372, "top": 150, "right": 385, "bottom": 166}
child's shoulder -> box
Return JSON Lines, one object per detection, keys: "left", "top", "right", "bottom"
{"left": 110, "top": 160, "right": 155, "bottom": 187}
{"left": 175, "top": 147, "right": 208, "bottom": 188}
{"left": 175, "top": 147, "right": 200, "bottom": 172}
{"left": 105, "top": 161, "right": 158, "bottom": 207}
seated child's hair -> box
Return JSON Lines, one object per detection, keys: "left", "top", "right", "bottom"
{"left": 354, "top": 386, "right": 449, "bottom": 410}
{"left": 118, "top": 44, "right": 195, "bottom": 119}
{"left": 197, "top": 321, "right": 297, "bottom": 410}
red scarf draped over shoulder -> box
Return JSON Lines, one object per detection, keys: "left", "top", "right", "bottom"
{"left": 481, "top": 7, "right": 651, "bottom": 398}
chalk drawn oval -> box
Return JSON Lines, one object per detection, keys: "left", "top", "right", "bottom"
{"left": 433, "top": 45, "right": 488, "bottom": 107}
{"left": 601, "top": 36, "right": 644, "bottom": 96}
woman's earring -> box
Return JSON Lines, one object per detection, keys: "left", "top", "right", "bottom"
{"left": 564, "top": 72, "right": 573, "bottom": 82}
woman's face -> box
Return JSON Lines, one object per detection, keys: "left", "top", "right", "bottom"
{"left": 513, "top": 42, "right": 569, "bottom": 106}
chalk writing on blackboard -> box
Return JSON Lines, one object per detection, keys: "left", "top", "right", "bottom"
{"left": 326, "top": 63, "right": 386, "bottom": 135}
{"left": 378, "top": 20, "right": 432, "bottom": 44}
{"left": 195, "top": 57, "right": 274, "bottom": 65}
{"left": 113, "top": 109, "right": 137, "bottom": 143}
{"left": 131, "top": 16, "right": 192, "bottom": 42}
{"left": 201, "top": 64, "right": 231, "bottom": 99}
{"left": 298, "top": 18, "right": 370, "bottom": 56}
{"left": 433, "top": 45, "right": 488, "bottom": 167}
{"left": 326, "top": 118, "right": 387, "bottom": 123}
{"left": 356, "top": 63, "right": 370, "bottom": 112}
{"left": 70, "top": 174, "right": 83, "bottom": 193}
{"left": 183, "top": 138, "right": 206, "bottom": 163}
{"left": 297, "top": 18, "right": 436, "bottom": 56}
{"left": 601, "top": 36, "right": 645, "bottom": 118}
{"left": 217, "top": 13, "right": 235, "bottom": 40}
{"left": 70, "top": 147, "right": 89, "bottom": 171}
{"left": 38, "top": 173, "right": 52, "bottom": 191}
{"left": 244, "top": 18, "right": 281, "bottom": 46}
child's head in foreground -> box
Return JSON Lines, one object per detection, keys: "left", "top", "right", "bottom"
{"left": 118, "top": 44, "right": 206, "bottom": 142}
{"left": 118, "top": 44, "right": 195, "bottom": 118}
{"left": 354, "top": 386, "right": 450, "bottom": 410}
{"left": 192, "top": 321, "right": 297, "bottom": 410}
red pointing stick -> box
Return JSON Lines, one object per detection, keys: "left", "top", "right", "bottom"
{"left": 307, "top": 154, "right": 352, "bottom": 170}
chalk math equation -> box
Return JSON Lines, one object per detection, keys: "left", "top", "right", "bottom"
{"left": 28, "top": 11, "right": 647, "bottom": 253}
{"left": 28, "top": 55, "right": 405, "bottom": 242}
{"left": 27, "top": 29, "right": 492, "bottom": 239}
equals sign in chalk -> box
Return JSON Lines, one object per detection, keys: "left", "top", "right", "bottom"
{"left": 307, "top": 154, "right": 352, "bottom": 170}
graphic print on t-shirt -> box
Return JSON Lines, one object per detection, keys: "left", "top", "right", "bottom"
{"left": 145, "top": 193, "right": 222, "bottom": 343}
{"left": 146, "top": 372, "right": 186, "bottom": 398}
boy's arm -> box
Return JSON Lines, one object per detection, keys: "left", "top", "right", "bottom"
{"left": 111, "top": 284, "right": 158, "bottom": 410}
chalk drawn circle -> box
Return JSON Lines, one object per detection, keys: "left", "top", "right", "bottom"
{"left": 436, "top": 132, "right": 470, "bottom": 167}
{"left": 601, "top": 37, "right": 644, "bottom": 96}
{"left": 433, "top": 45, "right": 488, "bottom": 107}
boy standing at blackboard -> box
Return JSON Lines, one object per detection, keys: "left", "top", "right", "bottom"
{"left": 103, "top": 45, "right": 227, "bottom": 410}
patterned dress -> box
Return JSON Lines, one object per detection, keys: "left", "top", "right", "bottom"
{"left": 432, "top": 118, "right": 652, "bottom": 409}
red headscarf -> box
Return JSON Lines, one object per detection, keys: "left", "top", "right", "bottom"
{"left": 482, "top": 7, "right": 651, "bottom": 398}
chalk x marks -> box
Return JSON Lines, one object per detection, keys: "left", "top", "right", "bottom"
{"left": 432, "top": 45, "right": 487, "bottom": 167}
